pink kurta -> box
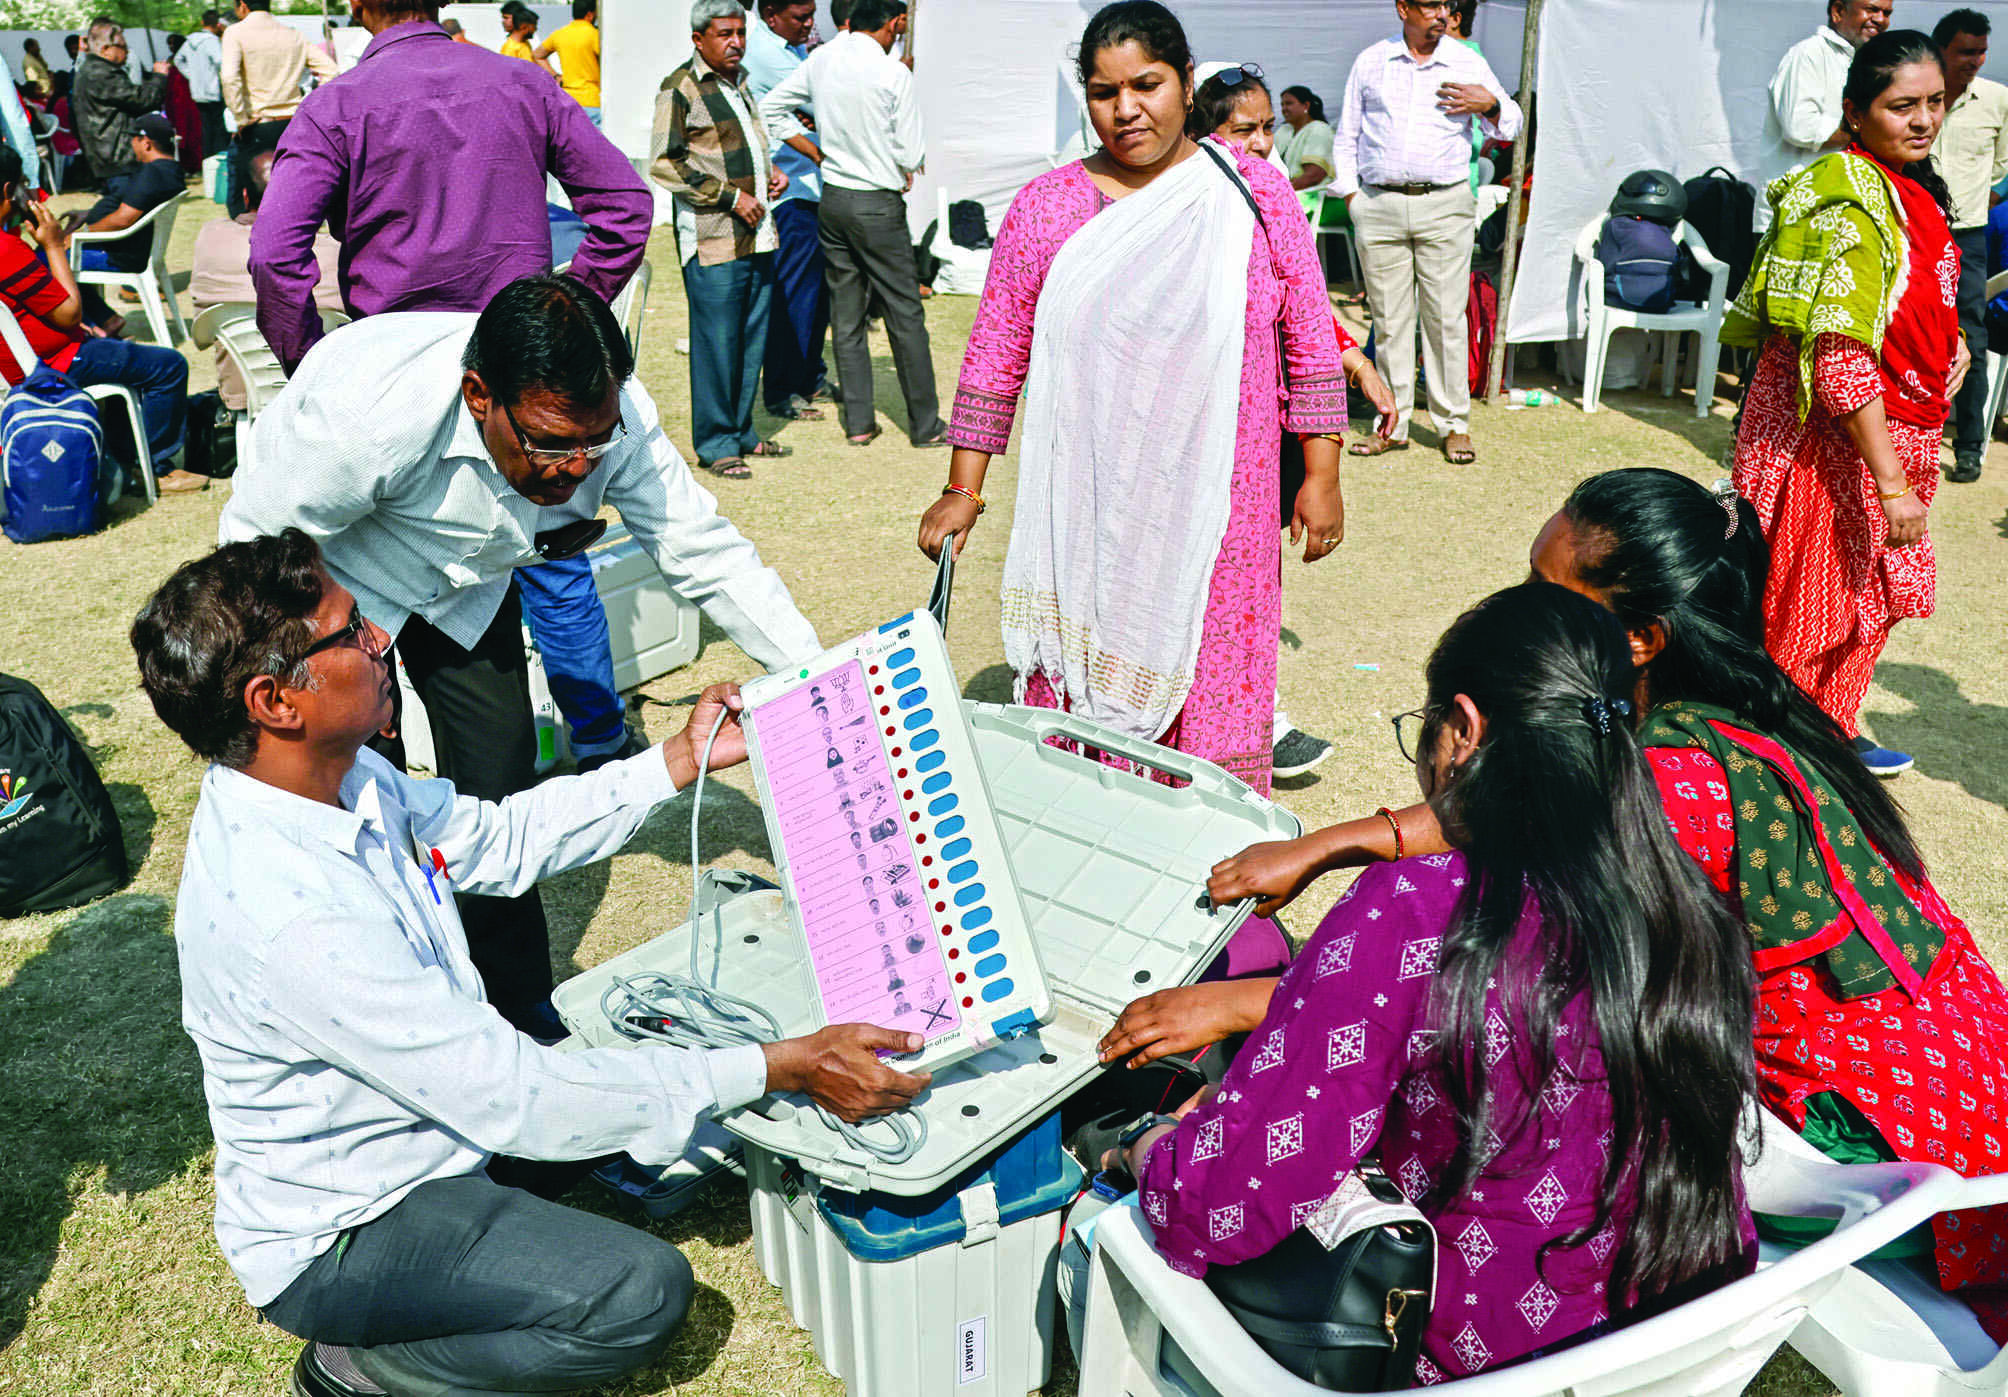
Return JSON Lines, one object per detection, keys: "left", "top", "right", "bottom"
{"left": 949, "top": 145, "right": 1348, "bottom": 797}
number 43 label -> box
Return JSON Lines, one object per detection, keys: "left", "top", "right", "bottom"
{"left": 956, "top": 1315, "right": 987, "bottom": 1385}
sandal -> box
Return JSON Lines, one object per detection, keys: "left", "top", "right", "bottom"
{"left": 846, "top": 424, "right": 883, "bottom": 447}
{"left": 1443, "top": 433, "right": 1476, "bottom": 465}
{"left": 911, "top": 430, "right": 949, "bottom": 448}
{"left": 768, "top": 401, "right": 826, "bottom": 422}
{"left": 1348, "top": 435, "right": 1409, "bottom": 457}
{"left": 746, "top": 439, "right": 792, "bottom": 459}
{"left": 698, "top": 456, "right": 752, "bottom": 479}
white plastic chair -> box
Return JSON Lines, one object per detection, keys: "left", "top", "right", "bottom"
{"left": 1305, "top": 187, "right": 1364, "bottom": 292}
{"left": 29, "top": 109, "right": 62, "bottom": 195}
{"left": 1753, "top": 1110, "right": 2008, "bottom": 1397}
{"left": 1977, "top": 270, "right": 2008, "bottom": 439}
{"left": 189, "top": 301, "right": 349, "bottom": 473}
{"left": 68, "top": 191, "right": 189, "bottom": 347}
{"left": 0, "top": 299, "right": 156, "bottom": 503}
{"left": 1572, "top": 212, "right": 1730, "bottom": 419}
{"left": 1078, "top": 1145, "right": 1969, "bottom": 1397}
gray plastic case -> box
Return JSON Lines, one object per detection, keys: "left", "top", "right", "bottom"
{"left": 552, "top": 702, "right": 1301, "bottom": 1195}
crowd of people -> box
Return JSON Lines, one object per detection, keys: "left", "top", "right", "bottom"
{"left": 1, "top": 0, "right": 2004, "bottom": 1393}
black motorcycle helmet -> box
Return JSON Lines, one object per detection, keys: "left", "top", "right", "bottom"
{"left": 1610, "top": 169, "right": 1688, "bottom": 225}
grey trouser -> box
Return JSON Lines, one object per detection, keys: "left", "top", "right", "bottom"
{"left": 818, "top": 184, "right": 945, "bottom": 442}
{"left": 261, "top": 1170, "right": 691, "bottom": 1396}
{"left": 1353, "top": 182, "right": 1477, "bottom": 439}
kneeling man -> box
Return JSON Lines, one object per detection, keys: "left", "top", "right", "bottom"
{"left": 133, "top": 529, "right": 927, "bottom": 1397}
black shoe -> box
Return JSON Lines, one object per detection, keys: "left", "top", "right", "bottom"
{"left": 292, "top": 1342, "right": 388, "bottom": 1397}
{"left": 1272, "top": 727, "right": 1333, "bottom": 779}
{"left": 574, "top": 728, "right": 649, "bottom": 775}
{"left": 1947, "top": 455, "right": 1984, "bottom": 483}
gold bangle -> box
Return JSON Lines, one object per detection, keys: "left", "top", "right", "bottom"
{"left": 942, "top": 483, "right": 986, "bottom": 513}
{"left": 1878, "top": 483, "right": 1911, "bottom": 502}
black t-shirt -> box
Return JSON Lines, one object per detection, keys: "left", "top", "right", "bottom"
{"left": 83, "top": 159, "right": 183, "bottom": 273}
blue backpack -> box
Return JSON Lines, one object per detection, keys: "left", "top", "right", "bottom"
{"left": 1, "top": 364, "right": 109, "bottom": 544}
{"left": 1596, "top": 215, "right": 1682, "bottom": 314}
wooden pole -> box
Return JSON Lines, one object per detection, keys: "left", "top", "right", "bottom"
{"left": 1485, "top": 0, "right": 1544, "bottom": 404}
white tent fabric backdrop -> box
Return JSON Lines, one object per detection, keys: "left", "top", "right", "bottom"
{"left": 601, "top": 0, "right": 1524, "bottom": 238}
{"left": 1511, "top": 0, "right": 2008, "bottom": 343}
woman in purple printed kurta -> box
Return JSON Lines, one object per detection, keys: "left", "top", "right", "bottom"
{"left": 1102, "top": 584, "right": 1759, "bottom": 1385}
{"left": 916, "top": 5, "right": 1348, "bottom": 799}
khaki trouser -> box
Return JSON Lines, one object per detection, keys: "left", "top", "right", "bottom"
{"left": 1352, "top": 183, "right": 1476, "bottom": 440}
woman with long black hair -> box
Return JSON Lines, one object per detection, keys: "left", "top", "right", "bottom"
{"left": 1149, "top": 466, "right": 2008, "bottom": 1331}
{"left": 1094, "top": 583, "right": 1756, "bottom": 1384}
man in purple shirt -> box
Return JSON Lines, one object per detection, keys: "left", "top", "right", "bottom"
{"left": 248, "top": 0, "right": 651, "bottom": 372}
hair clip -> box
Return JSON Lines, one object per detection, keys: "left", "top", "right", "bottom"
{"left": 1582, "top": 695, "right": 1633, "bottom": 738}
{"left": 1710, "top": 477, "right": 1740, "bottom": 540}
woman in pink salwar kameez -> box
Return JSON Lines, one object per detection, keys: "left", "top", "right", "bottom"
{"left": 917, "top": 1, "right": 1349, "bottom": 802}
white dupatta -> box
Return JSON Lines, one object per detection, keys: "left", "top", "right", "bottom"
{"left": 1001, "top": 145, "right": 1255, "bottom": 743}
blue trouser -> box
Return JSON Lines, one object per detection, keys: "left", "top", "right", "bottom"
{"left": 66, "top": 335, "right": 188, "bottom": 469}
{"left": 764, "top": 200, "right": 829, "bottom": 410}
{"left": 682, "top": 251, "right": 774, "bottom": 465}
{"left": 516, "top": 556, "right": 628, "bottom": 758}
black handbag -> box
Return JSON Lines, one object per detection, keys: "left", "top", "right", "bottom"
{"left": 1204, "top": 1160, "right": 1437, "bottom": 1391}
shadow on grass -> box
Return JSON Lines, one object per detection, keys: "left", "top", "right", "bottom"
{"left": 963, "top": 663, "right": 1014, "bottom": 705}
{"left": 0, "top": 892, "right": 208, "bottom": 1347}
{"left": 57, "top": 698, "right": 159, "bottom": 872}
{"left": 1870, "top": 661, "right": 2008, "bottom": 814}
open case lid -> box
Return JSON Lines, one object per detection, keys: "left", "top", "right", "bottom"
{"left": 552, "top": 702, "right": 1301, "bottom": 1195}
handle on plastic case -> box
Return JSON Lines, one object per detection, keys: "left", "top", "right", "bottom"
{"left": 927, "top": 537, "right": 954, "bottom": 635}
{"left": 1000, "top": 706, "right": 1257, "bottom": 801}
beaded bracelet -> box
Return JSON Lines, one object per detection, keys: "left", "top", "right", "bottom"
{"left": 1374, "top": 806, "right": 1404, "bottom": 860}
{"left": 942, "top": 483, "right": 986, "bottom": 513}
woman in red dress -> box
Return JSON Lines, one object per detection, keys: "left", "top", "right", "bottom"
{"left": 1720, "top": 31, "right": 1971, "bottom": 777}
{"left": 1120, "top": 466, "right": 2008, "bottom": 1326}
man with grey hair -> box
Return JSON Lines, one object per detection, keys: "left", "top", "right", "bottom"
{"left": 652, "top": 0, "right": 793, "bottom": 478}
{"left": 70, "top": 18, "right": 171, "bottom": 182}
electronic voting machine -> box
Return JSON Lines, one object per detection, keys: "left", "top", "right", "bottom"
{"left": 736, "top": 609, "right": 1053, "bottom": 1074}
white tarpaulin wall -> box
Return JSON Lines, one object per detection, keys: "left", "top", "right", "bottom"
{"left": 1511, "top": 0, "right": 2008, "bottom": 344}
{"left": 601, "top": 0, "right": 1525, "bottom": 237}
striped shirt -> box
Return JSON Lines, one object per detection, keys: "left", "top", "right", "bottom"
{"left": 1331, "top": 36, "right": 1520, "bottom": 198}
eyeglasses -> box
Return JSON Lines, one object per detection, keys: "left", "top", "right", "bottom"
{"left": 1214, "top": 62, "right": 1265, "bottom": 88}
{"left": 532, "top": 517, "right": 609, "bottom": 561}
{"left": 299, "top": 606, "right": 388, "bottom": 663}
{"left": 501, "top": 400, "right": 628, "bottom": 469}
{"left": 1404, "top": 1, "right": 1455, "bottom": 12}
{"left": 1392, "top": 707, "right": 1430, "bottom": 764}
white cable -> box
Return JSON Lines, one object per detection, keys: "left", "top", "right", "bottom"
{"left": 602, "top": 706, "right": 927, "bottom": 1165}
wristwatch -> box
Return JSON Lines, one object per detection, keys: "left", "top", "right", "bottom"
{"left": 1117, "top": 1112, "right": 1180, "bottom": 1155}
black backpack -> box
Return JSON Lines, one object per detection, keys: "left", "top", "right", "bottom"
{"left": 1681, "top": 166, "right": 1758, "bottom": 298}
{"left": 1597, "top": 215, "right": 1682, "bottom": 313}
{"left": 0, "top": 673, "right": 129, "bottom": 917}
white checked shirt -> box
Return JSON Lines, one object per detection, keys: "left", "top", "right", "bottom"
{"left": 175, "top": 27, "right": 224, "bottom": 104}
{"left": 1769, "top": 25, "right": 1853, "bottom": 155}
{"left": 758, "top": 30, "right": 923, "bottom": 194}
{"left": 1331, "top": 36, "right": 1520, "bottom": 198}
{"left": 219, "top": 313, "right": 820, "bottom": 669}
{"left": 176, "top": 746, "right": 770, "bottom": 1305}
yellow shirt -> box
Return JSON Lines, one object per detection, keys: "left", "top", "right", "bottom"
{"left": 545, "top": 19, "right": 600, "bottom": 109}
{"left": 500, "top": 36, "right": 536, "bottom": 61}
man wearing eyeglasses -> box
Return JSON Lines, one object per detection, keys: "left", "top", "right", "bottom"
{"left": 1331, "top": 0, "right": 1519, "bottom": 467}
{"left": 132, "top": 528, "right": 921, "bottom": 1397}
{"left": 69, "top": 19, "right": 171, "bottom": 185}
{"left": 220, "top": 274, "right": 823, "bottom": 1040}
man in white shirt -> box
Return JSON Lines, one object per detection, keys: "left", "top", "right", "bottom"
{"left": 220, "top": 275, "right": 823, "bottom": 1040}
{"left": 1769, "top": 0, "right": 1893, "bottom": 162}
{"left": 132, "top": 529, "right": 924, "bottom": 1397}
{"left": 1931, "top": 7, "right": 2008, "bottom": 483}
{"left": 651, "top": 0, "right": 791, "bottom": 478}
{"left": 1332, "top": 0, "right": 1520, "bottom": 465}
{"left": 175, "top": 9, "right": 228, "bottom": 164}
{"left": 759, "top": 0, "right": 945, "bottom": 447}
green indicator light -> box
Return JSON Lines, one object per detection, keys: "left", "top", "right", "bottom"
{"left": 799, "top": 668, "right": 810, "bottom": 678}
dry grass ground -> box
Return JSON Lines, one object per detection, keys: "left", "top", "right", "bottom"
{"left": 0, "top": 185, "right": 2002, "bottom": 1394}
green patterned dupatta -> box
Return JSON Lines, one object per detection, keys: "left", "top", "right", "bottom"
{"left": 1640, "top": 702, "right": 1941, "bottom": 1001}
{"left": 1720, "top": 152, "right": 1907, "bottom": 421}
